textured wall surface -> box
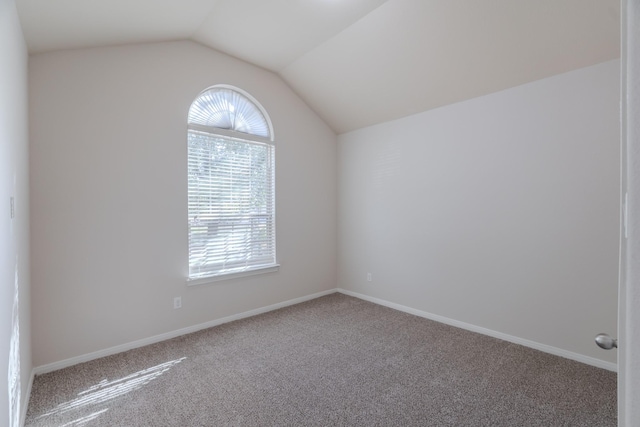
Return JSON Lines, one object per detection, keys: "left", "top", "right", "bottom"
{"left": 29, "top": 41, "right": 338, "bottom": 367}
{"left": 0, "top": 0, "right": 31, "bottom": 425}
{"left": 339, "top": 60, "right": 620, "bottom": 365}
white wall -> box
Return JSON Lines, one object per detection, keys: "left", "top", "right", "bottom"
{"left": 0, "top": 0, "right": 31, "bottom": 425}
{"left": 338, "top": 60, "right": 620, "bottom": 364}
{"left": 29, "top": 41, "right": 338, "bottom": 367}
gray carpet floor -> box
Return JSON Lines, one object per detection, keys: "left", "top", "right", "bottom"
{"left": 25, "top": 293, "right": 616, "bottom": 426}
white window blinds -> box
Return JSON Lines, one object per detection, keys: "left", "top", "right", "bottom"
{"left": 188, "top": 88, "right": 270, "bottom": 138}
{"left": 187, "top": 86, "right": 276, "bottom": 281}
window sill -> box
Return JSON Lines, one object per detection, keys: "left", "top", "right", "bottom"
{"left": 186, "top": 264, "right": 280, "bottom": 286}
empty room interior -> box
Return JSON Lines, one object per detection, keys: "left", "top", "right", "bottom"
{"left": 3, "top": 0, "right": 640, "bottom": 425}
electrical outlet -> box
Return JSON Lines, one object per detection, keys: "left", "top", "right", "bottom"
{"left": 367, "top": 273, "right": 372, "bottom": 282}
{"left": 173, "top": 297, "right": 182, "bottom": 309}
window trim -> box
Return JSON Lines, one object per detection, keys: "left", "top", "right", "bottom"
{"left": 186, "top": 264, "right": 280, "bottom": 286}
{"left": 186, "top": 85, "right": 277, "bottom": 285}
{"left": 187, "top": 124, "right": 272, "bottom": 144}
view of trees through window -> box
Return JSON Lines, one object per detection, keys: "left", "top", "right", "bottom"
{"left": 188, "top": 131, "right": 275, "bottom": 279}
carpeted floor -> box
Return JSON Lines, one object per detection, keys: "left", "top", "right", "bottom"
{"left": 25, "top": 293, "right": 616, "bottom": 426}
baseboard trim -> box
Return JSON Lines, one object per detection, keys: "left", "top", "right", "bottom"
{"left": 337, "top": 288, "right": 617, "bottom": 372}
{"left": 20, "top": 369, "right": 35, "bottom": 427}
{"left": 33, "top": 288, "right": 338, "bottom": 375}
{"left": 33, "top": 287, "right": 616, "bottom": 376}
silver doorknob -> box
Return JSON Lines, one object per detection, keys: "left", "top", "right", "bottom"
{"left": 595, "top": 333, "right": 618, "bottom": 350}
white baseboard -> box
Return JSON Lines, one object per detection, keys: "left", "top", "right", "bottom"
{"left": 33, "top": 288, "right": 338, "bottom": 375}
{"left": 21, "top": 369, "right": 35, "bottom": 427}
{"left": 32, "top": 287, "right": 616, "bottom": 378}
{"left": 337, "top": 288, "right": 618, "bottom": 372}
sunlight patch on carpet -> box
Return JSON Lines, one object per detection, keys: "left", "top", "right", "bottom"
{"left": 37, "top": 357, "right": 186, "bottom": 419}
{"left": 59, "top": 409, "right": 109, "bottom": 426}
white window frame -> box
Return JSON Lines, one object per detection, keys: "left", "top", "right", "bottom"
{"left": 186, "top": 85, "right": 278, "bottom": 285}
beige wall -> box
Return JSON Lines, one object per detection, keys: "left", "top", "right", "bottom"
{"left": 29, "top": 41, "right": 338, "bottom": 367}
{"left": 27, "top": 34, "right": 620, "bottom": 379}
{"left": 338, "top": 60, "right": 620, "bottom": 365}
{"left": 0, "top": 0, "right": 31, "bottom": 425}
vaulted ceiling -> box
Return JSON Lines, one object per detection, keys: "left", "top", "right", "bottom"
{"left": 17, "top": 0, "right": 620, "bottom": 134}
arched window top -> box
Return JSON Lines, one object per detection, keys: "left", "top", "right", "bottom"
{"left": 188, "top": 86, "right": 272, "bottom": 139}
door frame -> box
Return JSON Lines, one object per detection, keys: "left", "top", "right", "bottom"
{"left": 620, "top": 1, "right": 639, "bottom": 425}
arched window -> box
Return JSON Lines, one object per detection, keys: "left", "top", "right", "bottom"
{"left": 187, "top": 86, "right": 277, "bottom": 283}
